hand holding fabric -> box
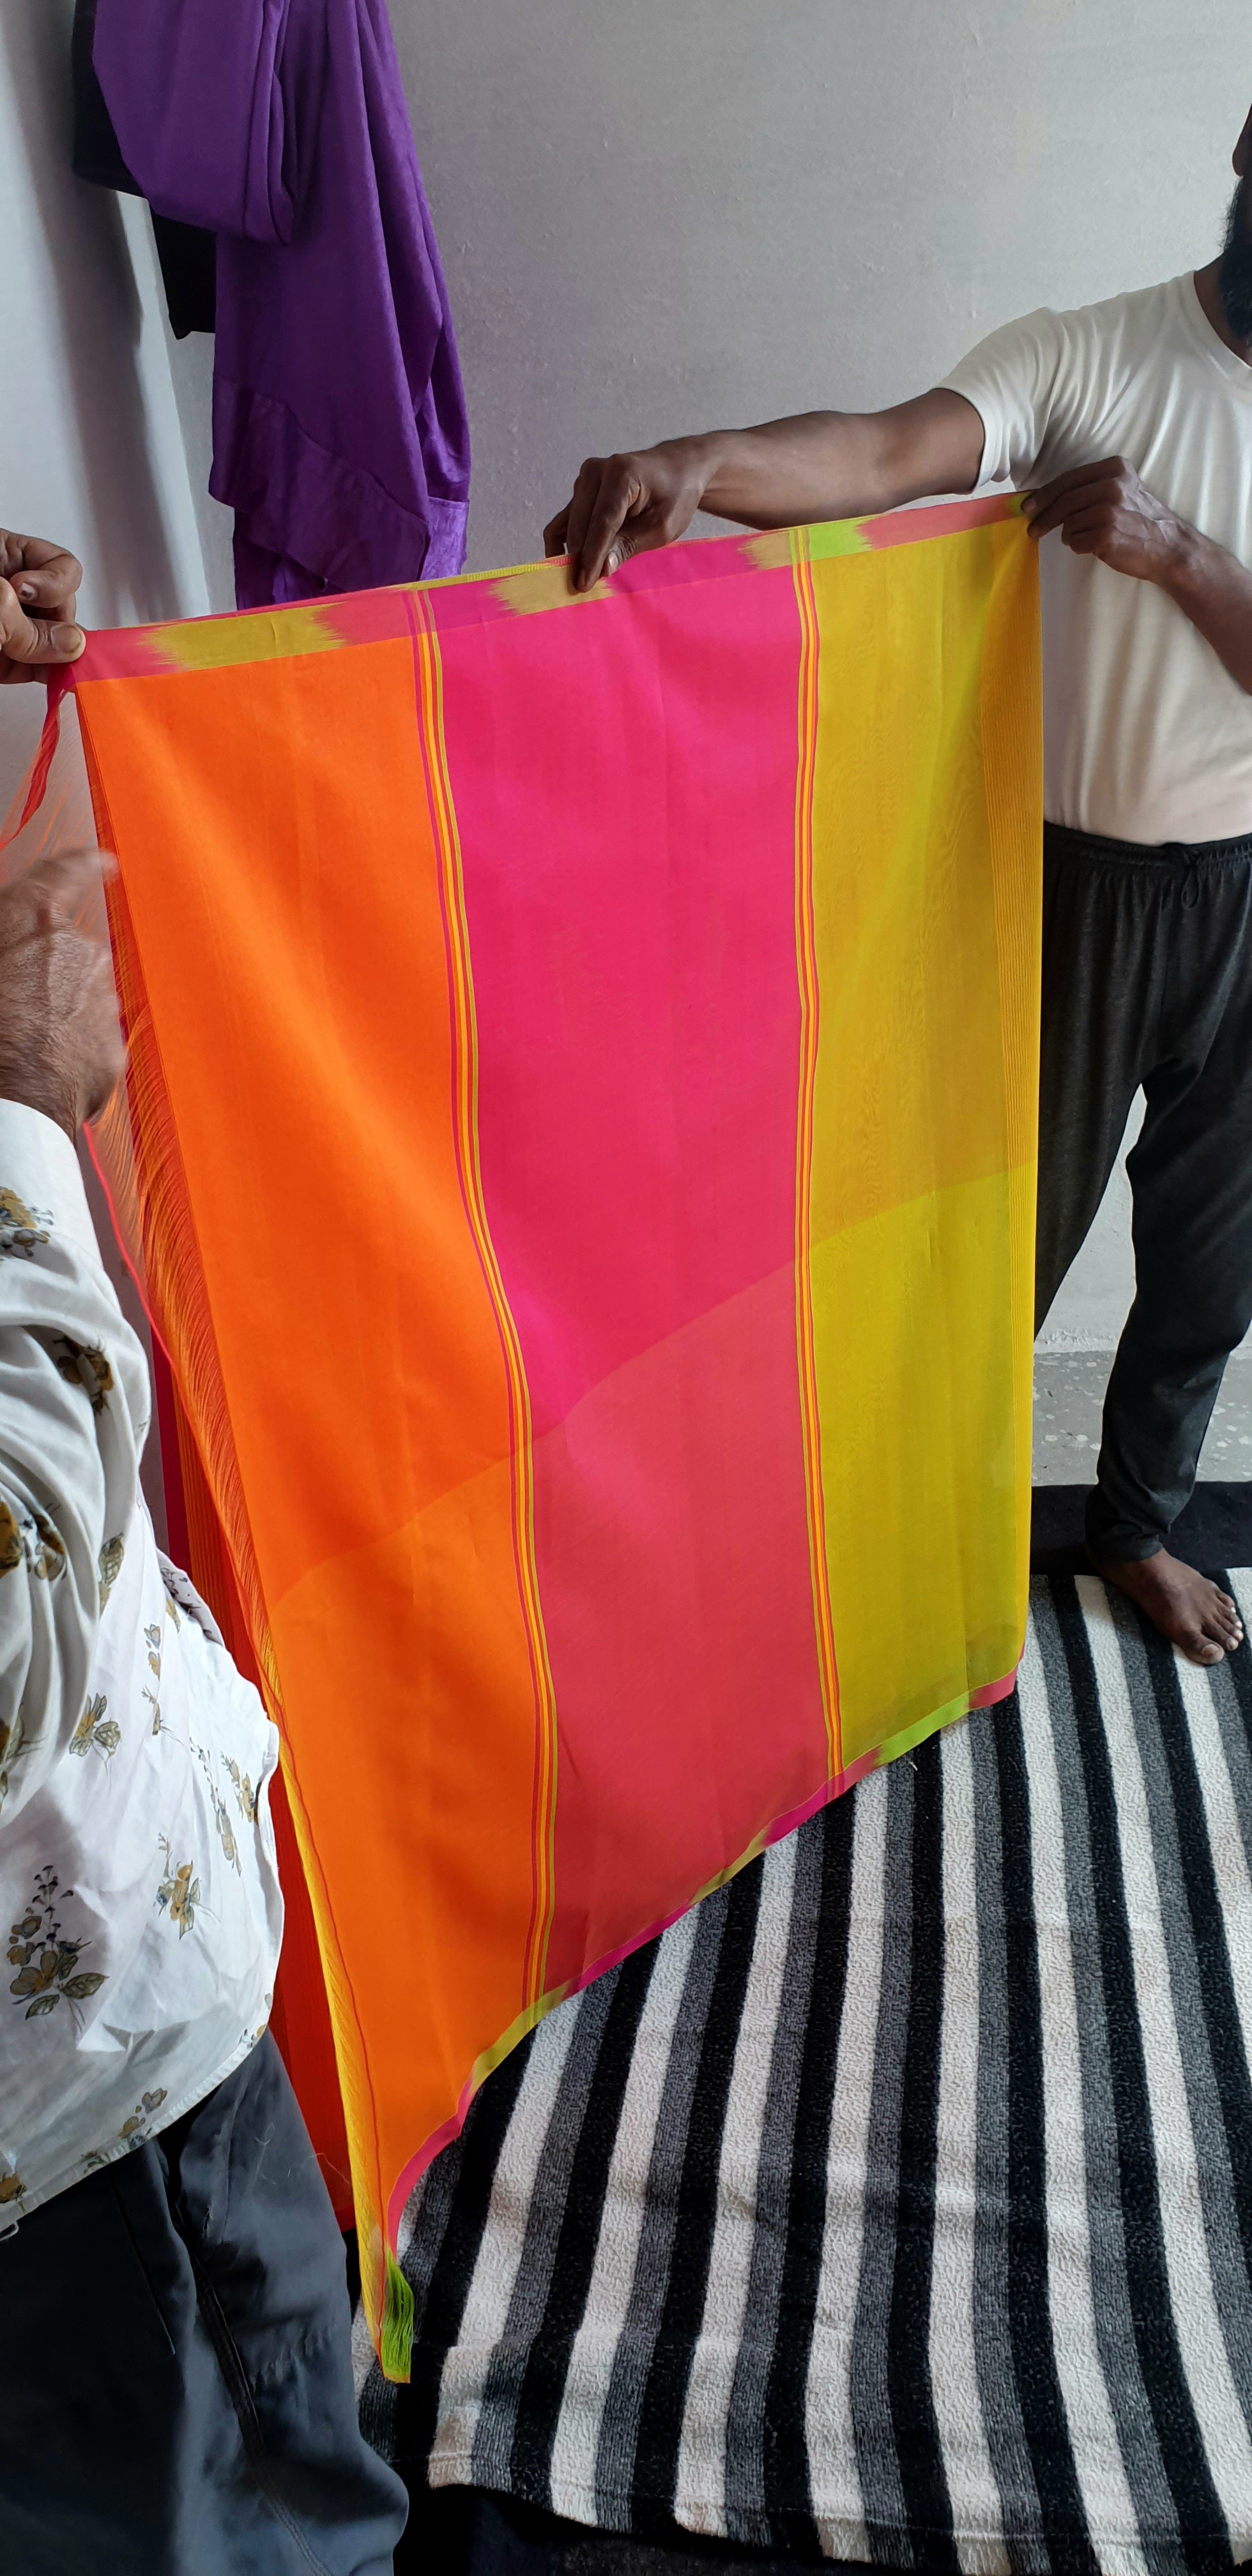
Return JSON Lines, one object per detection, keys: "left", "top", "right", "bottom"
{"left": 1023, "top": 457, "right": 1189, "bottom": 578}
{"left": 0, "top": 535, "right": 84, "bottom": 686}
{"left": 1025, "top": 454, "right": 1252, "bottom": 696}
{"left": 544, "top": 442, "right": 715, "bottom": 591}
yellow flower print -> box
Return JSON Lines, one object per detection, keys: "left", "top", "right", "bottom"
{"left": 82, "top": 2089, "right": 168, "bottom": 2171}
{"left": 155, "top": 1837, "right": 199, "bottom": 1938}
{"left": 118, "top": 2087, "right": 167, "bottom": 2143}
{"left": 28, "top": 1512, "right": 65, "bottom": 1584}
{"left": 0, "top": 1710, "right": 24, "bottom": 1814}
{"left": 0, "top": 1506, "right": 66, "bottom": 1586}
{"left": 144, "top": 1629, "right": 163, "bottom": 1731}
{"left": 194, "top": 1744, "right": 240, "bottom": 1873}
{"left": 0, "top": 1189, "right": 49, "bottom": 1260}
{"left": 97, "top": 1535, "right": 125, "bottom": 1610}
{"left": 69, "top": 1694, "right": 121, "bottom": 1761}
{"left": 8, "top": 1869, "right": 105, "bottom": 2024}
{"left": 222, "top": 1755, "right": 258, "bottom": 1827}
{"left": 51, "top": 1337, "right": 114, "bottom": 1414}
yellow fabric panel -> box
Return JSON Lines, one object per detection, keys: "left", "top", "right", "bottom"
{"left": 980, "top": 522, "right": 1046, "bottom": 1631}
{"left": 806, "top": 523, "right": 1041, "bottom": 1759}
{"left": 812, "top": 1171, "right": 1025, "bottom": 1763}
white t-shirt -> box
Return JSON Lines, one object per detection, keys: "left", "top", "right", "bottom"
{"left": 940, "top": 273, "right": 1252, "bottom": 845}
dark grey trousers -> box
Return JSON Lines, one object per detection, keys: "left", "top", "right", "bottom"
{"left": 0, "top": 2034, "right": 408, "bottom": 2576}
{"left": 1037, "top": 820, "right": 1252, "bottom": 1562}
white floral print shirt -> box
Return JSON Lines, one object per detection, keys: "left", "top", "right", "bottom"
{"left": 0, "top": 1102, "right": 282, "bottom": 2224}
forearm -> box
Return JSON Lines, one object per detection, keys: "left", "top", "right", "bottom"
{"left": 689, "top": 398, "right": 979, "bottom": 530}
{"left": 550, "top": 388, "right": 984, "bottom": 587}
{"left": 687, "top": 414, "right": 913, "bottom": 529}
{"left": 1157, "top": 527, "right": 1252, "bottom": 695}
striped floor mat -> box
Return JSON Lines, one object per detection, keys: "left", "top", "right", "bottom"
{"left": 357, "top": 1571, "right": 1252, "bottom": 2572}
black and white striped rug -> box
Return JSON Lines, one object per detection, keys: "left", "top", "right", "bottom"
{"left": 357, "top": 1570, "right": 1252, "bottom": 2573}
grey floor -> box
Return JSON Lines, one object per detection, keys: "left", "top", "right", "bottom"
{"left": 1033, "top": 1342, "right": 1252, "bottom": 1485}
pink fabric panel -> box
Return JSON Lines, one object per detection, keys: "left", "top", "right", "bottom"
{"left": 438, "top": 563, "right": 828, "bottom": 1987}
{"left": 531, "top": 1270, "right": 832, "bottom": 1980}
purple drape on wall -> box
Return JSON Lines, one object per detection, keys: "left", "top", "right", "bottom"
{"left": 93, "top": 0, "right": 471, "bottom": 606}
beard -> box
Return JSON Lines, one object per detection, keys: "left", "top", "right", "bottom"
{"left": 1218, "top": 172, "right": 1252, "bottom": 341}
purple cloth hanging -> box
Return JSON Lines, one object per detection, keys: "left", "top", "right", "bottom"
{"left": 92, "top": 0, "right": 470, "bottom": 607}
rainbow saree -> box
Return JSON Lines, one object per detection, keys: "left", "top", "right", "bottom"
{"left": 59, "top": 494, "right": 1041, "bottom": 2373}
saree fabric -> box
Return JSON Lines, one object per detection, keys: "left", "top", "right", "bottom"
{"left": 68, "top": 497, "right": 1042, "bottom": 2375}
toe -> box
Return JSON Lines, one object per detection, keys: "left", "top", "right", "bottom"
{"left": 1209, "top": 1598, "right": 1243, "bottom": 1648}
{"left": 1185, "top": 1634, "right": 1225, "bottom": 1666}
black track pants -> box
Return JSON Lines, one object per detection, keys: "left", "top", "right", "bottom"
{"left": 1037, "top": 820, "right": 1252, "bottom": 1562}
{"left": 0, "top": 2034, "right": 408, "bottom": 2575}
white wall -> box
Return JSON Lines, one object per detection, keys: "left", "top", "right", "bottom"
{"left": 0, "top": 0, "right": 225, "bottom": 818}
{"left": 4, "top": 0, "right": 1249, "bottom": 1348}
{"left": 0, "top": 0, "right": 232, "bottom": 1532}
{"left": 391, "top": 0, "right": 1250, "bottom": 574}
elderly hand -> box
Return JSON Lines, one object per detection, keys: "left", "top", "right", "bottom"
{"left": 0, "top": 853, "right": 125, "bottom": 1138}
{"left": 1023, "top": 459, "right": 1191, "bottom": 583}
{"left": 0, "top": 532, "right": 85, "bottom": 684}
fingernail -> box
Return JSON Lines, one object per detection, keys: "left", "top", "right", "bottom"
{"left": 17, "top": 581, "right": 36, "bottom": 602}
{"left": 54, "top": 624, "right": 84, "bottom": 653}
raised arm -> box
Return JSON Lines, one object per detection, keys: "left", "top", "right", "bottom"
{"left": 544, "top": 389, "right": 986, "bottom": 592}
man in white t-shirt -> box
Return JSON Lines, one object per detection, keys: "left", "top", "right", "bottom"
{"left": 544, "top": 101, "right": 1252, "bottom": 1671}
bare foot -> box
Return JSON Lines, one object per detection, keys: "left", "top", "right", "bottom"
{"left": 1091, "top": 1546, "right": 1245, "bottom": 1666}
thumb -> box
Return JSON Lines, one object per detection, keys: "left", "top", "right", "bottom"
{"left": 0, "top": 578, "right": 84, "bottom": 668}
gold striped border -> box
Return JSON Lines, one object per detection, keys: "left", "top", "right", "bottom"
{"left": 790, "top": 542, "right": 843, "bottom": 1779}
{"left": 407, "top": 597, "right": 560, "bottom": 2013}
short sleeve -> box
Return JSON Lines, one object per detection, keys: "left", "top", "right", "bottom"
{"left": 938, "top": 306, "right": 1073, "bottom": 489}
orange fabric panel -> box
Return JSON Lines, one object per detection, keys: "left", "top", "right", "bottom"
{"left": 77, "top": 640, "right": 538, "bottom": 2305}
